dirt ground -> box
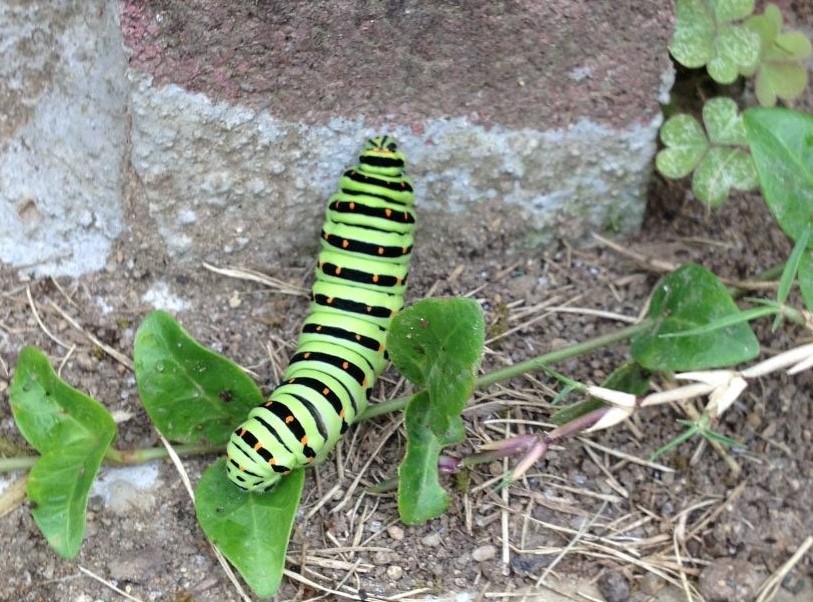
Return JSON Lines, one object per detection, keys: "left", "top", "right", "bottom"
{"left": 1, "top": 169, "right": 813, "bottom": 602}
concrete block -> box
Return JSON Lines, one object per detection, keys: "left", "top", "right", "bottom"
{"left": 120, "top": 1, "right": 674, "bottom": 270}
{"left": 1, "top": 1, "right": 676, "bottom": 277}
{"left": 0, "top": 2, "right": 128, "bottom": 276}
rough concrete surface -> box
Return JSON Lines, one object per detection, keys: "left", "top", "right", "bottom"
{"left": 1, "top": 0, "right": 673, "bottom": 277}
{"left": 0, "top": 1, "right": 128, "bottom": 276}
{"left": 121, "top": 0, "right": 673, "bottom": 269}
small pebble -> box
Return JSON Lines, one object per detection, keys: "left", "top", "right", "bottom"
{"left": 639, "top": 572, "right": 661, "bottom": 595}
{"left": 421, "top": 532, "right": 442, "bottom": 547}
{"left": 372, "top": 551, "right": 392, "bottom": 565}
{"left": 387, "top": 525, "right": 405, "bottom": 541}
{"left": 471, "top": 544, "right": 496, "bottom": 562}
{"left": 598, "top": 570, "right": 630, "bottom": 602}
{"left": 386, "top": 565, "right": 403, "bottom": 580}
{"left": 698, "top": 558, "right": 759, "bottom": 602}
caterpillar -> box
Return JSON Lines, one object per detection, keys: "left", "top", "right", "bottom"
{"left": 226, "top": 135, "right": 416, "bottom": 492}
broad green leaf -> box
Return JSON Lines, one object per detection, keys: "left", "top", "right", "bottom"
{"left": 388, "top": 298, "right": 484, "bottom": 443}
{"left": 631, "top": 264, "right": 759, "bottom": 371}
{"left": 550, "top": 362, "right": 651, "bottom": 427}
{"left": 388, "top": 298, "right": 484, "bottom": 525}
{"left": 9, "top": 347, "right": 117, "bottom": 558}
{"left": 656, "top": 114, "right": 709, "bottom": 179}
{"left": 743, "top": 108, "right": 813, "bottom": 242}
{"left": 670, "top": 0, "right": 715, "bottom": 68}
{"left": 134, "top": 311, "right": 263, "bottom": 445}
{"left": 703, "top": 98, "right": 748, "bottom": 146}
{"left": 799, "top": 251, "right": 813, "bottom": 313}
{"left": 196, "top": 458, "right": 304, "bottom": 598}
{"left": 397, "top": 392, "right": 449, "bottom": 525}
{"left": 692, "top": 146, "right": 758, "bottom": 206}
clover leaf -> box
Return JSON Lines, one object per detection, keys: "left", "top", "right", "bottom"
{"left": 670, "top": 0, "right": 761, "bottom": 84}
{"left": 703, "top": 97, "right": 749, "bottom": 145}
{"left": 657, "top": 99, "right": 758, "bottom": 206}
{"left": 745, "top": 4, "right": 812, "bottom": 106}
{"left": 656, "top": 114, "right": 709, "bottom": 179}
{"left": 692, "top": 146, "right": 757, "bottom": 206}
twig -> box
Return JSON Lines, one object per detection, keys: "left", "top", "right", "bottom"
{"left": 755, "top": 535, "right": 813, "bottom": 602}
{"left": 202, "top": 262, "right": 308, "bottom": 296}
{"left": 77, "top": 565, "right": 145, "bottom": 602}
{"left": 158, "top": 432, "right": 254, "bottom": 602}
{"left": 26, "top": 286, "right": 70, "bottom": 349}
{"left": 48, "top": 301, "right": 133, "bottom": 370}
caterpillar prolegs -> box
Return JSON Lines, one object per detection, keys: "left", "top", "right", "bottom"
{"left": 226, "top": 136, "right": 416, "bottom": 492}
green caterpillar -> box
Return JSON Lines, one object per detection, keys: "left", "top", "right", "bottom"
{"left": 226, "top": 135, "right": 416, "bottom": 492}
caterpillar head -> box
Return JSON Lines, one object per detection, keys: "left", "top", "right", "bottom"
{"left": 226, "top": 426, "right": 289, "bottom": 492}
{"left": 360, "top": 135, "right": 406, "bottom": 176}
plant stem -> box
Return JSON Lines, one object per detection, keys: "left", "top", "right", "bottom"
{"left": 105, "top": 443, "right": 223, "bottom": 465}
{"left": 0, "top": 443, "right": 224, "bottom": 474}
{"left": 363, "top": 320, "right": 653, "bottom": 420}
{"left": 729, "top": 262, "right": 786, "bottom": 299}
{"left": 474, "top": 321, "right": 652, "bottom": 388}
{"left": 0, "top": 457, "right": 37, "bottom": 472}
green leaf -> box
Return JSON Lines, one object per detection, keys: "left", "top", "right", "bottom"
{"left": 631, "top": 264, "right": 760, "bottom": 371}
{"left": 670, "top": 0, "right": 715, "bottom": 68}
{"left": 692, "top": 146, "right": 758, "bottom": 206}
{"left": 712, "top": 0, "right": 755, "bottom": 22}
{"left": 656, "top": 114, "right": 709, "bottom": 179}
{"left": 754, "top": 60, "right": 810, "bottom": 107}
{"left": 747, "top": 6, "right": 812, "bottom": 105}
{"left": 550, "top": 362, "right": 651, "bottom": 427}
{"left": 703, "top": 97, "right": 748, "bottom": 145}
{"left": 747, "top": 3, "right": 782, "bottom": 41}
{"left": 769, "top": 31, "right": 813, "bottom": 60}
{"left": 9, "top": 347, "right": 117, "bottom": 558}
{"left": 670, "top": 0, "right": 760, "bottom": 79}
{"left": 777, "top": 226, "right": 811, "bottom": 307}
{"left": 397, "top": 392, "right": 449, "bottom": 525}
{"left": 195, "top": 458, "right": 304, "bottom": 598}
{"left": 743, "top": 107, "right": 813, "bottom": 242}
{"left": 658, "top": 100, "right": 759, "bottom": 203}
{"left": 798, "top": 250, "right": 813, "bottom": 313}
{"left": 134, "top": 311, "right": 263, "bottom": 445}
{"left": 707, "top": 24, "right": 761, "bottom": 84}
{"left": 388, "top": 298, "right": 484, "bottom": 525}
{"left": 388, "top": 298, "right": 484, "bottom": 443}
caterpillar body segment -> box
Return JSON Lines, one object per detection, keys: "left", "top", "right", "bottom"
{"left": 226, "top": 136, "right": 415, "bottom": 492}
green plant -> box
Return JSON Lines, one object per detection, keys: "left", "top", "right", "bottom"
{"left": 6, "top": 255, "right": 811, "bottom": 596}
{"left": 656, "top": 0, "right": 811, "bottom": 205}
{"left": 5, "top": 109, "right": 813, "bottom": 598}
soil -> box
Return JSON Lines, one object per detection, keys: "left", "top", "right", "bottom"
{"left": 2, "top": 176, "right": 813, "bottom": 602}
